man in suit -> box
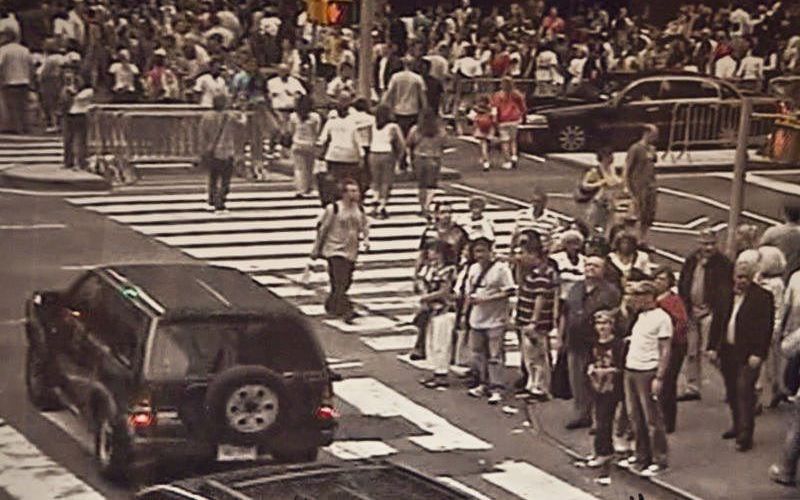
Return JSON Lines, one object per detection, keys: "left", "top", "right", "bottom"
{"left": 677, "top": 229, "right": 733, "bottom": 400}
{"left": 707, "top": 258, "right": 774, "bottom": 452}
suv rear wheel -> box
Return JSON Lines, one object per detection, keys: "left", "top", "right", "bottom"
{"left": 25, "top": 346, "right": 62, "bottom": 411}
{"left": 94, "top": 408, "right": 131, "bottom": 481}
{"left": 205, "top": 365, "right": 288, "bottom": 446}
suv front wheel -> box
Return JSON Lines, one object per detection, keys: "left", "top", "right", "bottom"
{"left": 25, "top": 346, "right": 62, "bottom": 411}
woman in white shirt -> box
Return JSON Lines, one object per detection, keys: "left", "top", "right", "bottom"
{"left": 369, "top": 104, "right": 405, "bottom": 219}
{"left": 317, "top": 96, "right": 364, "bottom": 197}
{"left": 288, "top": 94, "right": 321, "bottom": 198}
{"left": 737, "top": 49, "right": 764, "bottom": 90}
{"left": 108, "top": 49, "right": 140, "bottom": 102}
{"left": 609, "top": 233, "right": 651, "bottom": 283}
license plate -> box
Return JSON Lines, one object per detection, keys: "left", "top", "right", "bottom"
{"left": 217, "top": 444, "right": 258, "bottom": 462}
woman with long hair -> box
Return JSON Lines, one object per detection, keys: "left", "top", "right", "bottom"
{"left": 369, "top": 104, "right": 405, "bottom": 218}
{"left": 288, "top": 94, "right": 321, "bottom": 197}
{"left": 407, "top": 110, "right": 446, "bottom": 218}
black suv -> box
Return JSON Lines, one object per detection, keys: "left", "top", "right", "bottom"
{"left": 24, "top": 264, "right": 337, "bottom": 480}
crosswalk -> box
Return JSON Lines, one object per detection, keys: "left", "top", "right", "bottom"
{"left": 66, "top": 185, "right": 526, "bottom": 370}
{"left": 0, "top": 134, "right": 64, "bottom": 169}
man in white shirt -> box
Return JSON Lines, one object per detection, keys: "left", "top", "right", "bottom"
{"left": 267, "top": 63, "right": 306, "bottom": 115}
{"left": 511, "top": 188, "right": 561, "bottom": 250}
{"left": 326, "top": 62, "right": 356, "bottom": 101}
{"left": 383, "top": 55, "right": 428, "bottom": 139}
{"left": 452, "top": 46, "right": 483, "bottom": 78}
{"left": 620, "top": 280, "right": 672, "bottom": 476}
{"left": 108, "top": 49, "right": 139, "bottom": 100}
{"left": 423, "top": 44, "right": 450, "bottom": 82}
{"left": 714, "top": 53, "right": 737, "bottom": 80}
{"left": 464, "top": 236, "right": 517, "bottom": 404}
{"left": 0, "top": 27, "right": 33, "bottom": 133}
{"left": 193, "top": 59, "right": 229, "bottom": 108}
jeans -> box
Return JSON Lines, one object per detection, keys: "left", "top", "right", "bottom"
{"left": 292, "top": 147, "right": 315, "bottom": 194}
{"left": 206, "top": 157, "right": 234, "bottom": 210}
{"left": 2, "top": 84, "right": 28, "bottom": 134}
{"left": 63, "top": 113, "right": 88, "bottom": 169}
{"left": 721, "top": 345, "right": 761, "bottom": 446}
{"left": 594, "top": 391, "right": 619, "bottom": 457}
{"left": 568, "top": 348, "right": 593, "bottom": 422}
{"left": 624, "top": 369, "right": 669, "bottom": 467}
{"left": 661, "top": 342, "right": 687, "bottom": 433}
{"left": 325, "top": 256, "right": 355, "bottom": 318}
{"left": 682, "top": 312, "right": 713, "bottom": 395}
{"left": 469, "top": 326, "right": 506, "bottom": 390}
{"left": 521, "top": 329, "right": 551, "bottom": 394}
{"left": 779, "top": 401, "right": 800, "bottom": 479}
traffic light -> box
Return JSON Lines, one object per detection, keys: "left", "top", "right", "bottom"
{"left": 307, "top": 0, "right": 353, "bottom": 26}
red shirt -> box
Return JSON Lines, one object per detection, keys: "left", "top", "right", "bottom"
{"left": 490, "top": 53, "right": 511, "bottom": 77}
{"left": 657, "top": 293, "right": 689, "bottom": 345}
{"left": 542, "top": 15, "right": 565, "bottom": 35}
{"left": 491, "top": 90, "right": 526, "bottom": 124}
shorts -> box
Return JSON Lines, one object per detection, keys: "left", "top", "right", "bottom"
{"left": 497, "top": 121, "right": 520, "bottom": 142}
{"left": 415, "top": 157, "right": 441, "bottom": 189}
{"left": 634, "top": 187, "right": 658, "bottom": 228}
{"left": 396, "top": 114, "right": 418, "bottom": 137}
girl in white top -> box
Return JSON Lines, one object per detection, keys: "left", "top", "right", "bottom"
{"left": 737, "top": 49, "right": 764, "bottom": 85}
{"left": 368, "top": 104, "right": 405, "bottom": 219}
{"left": 288, "top": 95, "right": 321, "bottom": 197}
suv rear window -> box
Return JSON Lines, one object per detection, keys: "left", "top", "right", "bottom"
{"left": 146, "top": 318, "right": 323, "bottom": 381}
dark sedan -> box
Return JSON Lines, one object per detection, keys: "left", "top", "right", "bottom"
{"left": 519, "top": 75, "right": 777, "bottom": 153}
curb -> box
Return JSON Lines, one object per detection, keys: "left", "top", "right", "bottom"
{"left": 546, "top": 153, "right": 795, "bottom": 173}
{"left": 0, "top": 167, "right": 111, "bottom": 192}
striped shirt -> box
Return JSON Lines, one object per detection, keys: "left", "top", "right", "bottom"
{"left": 551, "top": 251, "right": 586, "bottom": 300}
{"left": 516, "top": 260, "right": 560, "bottom": 331}
{"left": 421, "top": 263, "right": 457, "bottom": 314}
{"left": 511, "top": 208, "right": 562, "bottom": 248}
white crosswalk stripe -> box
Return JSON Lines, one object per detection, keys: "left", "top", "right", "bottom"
{"left": 0, "top": 136, "right": 64, "bottom": 169}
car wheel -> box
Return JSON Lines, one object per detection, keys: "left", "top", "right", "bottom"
{"left": 94, "top": 409, "right": 131, "bottom": 481}
{"left": 557, "top": 125, "right": 588, "bottom": 152}
{"left": 25, "top": 347, "right": 62, "bottom": 411}
{"left": 205, "top": 365, "right": 288, "bottom": 446}
{"left": 271, "top": 447, "right": 319, "bottom": 463}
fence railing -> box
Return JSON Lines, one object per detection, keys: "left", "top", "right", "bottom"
{"left": 663, "top": 98, "right": 779, "bottom": 160}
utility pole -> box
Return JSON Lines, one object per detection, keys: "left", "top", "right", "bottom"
{"left": 726, "top": 98, "right": 752, "bottom": 260}
{"left": 357, "top": 0, "right": 374, "bottom": 100}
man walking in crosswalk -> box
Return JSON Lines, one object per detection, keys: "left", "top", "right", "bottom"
{"left": 200, "top": 94, "right": 246, "bottom": 214}
{"left": 311, "top": 178, "right": 370, "bottom": 324}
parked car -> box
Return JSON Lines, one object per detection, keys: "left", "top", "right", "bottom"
{"left": 135, "top": 461, "right": 475, "bottom": 499}
{"left": 519, "top": 75, "right": 778, "bottom": 153}
{"left": 24, "top": 264, "right": 337, "bottom": 481}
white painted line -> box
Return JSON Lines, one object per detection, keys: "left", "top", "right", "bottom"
{"left": 652, "top": 216, "right": 708, "bottom": 229}
{"left": 0, "top": 223, "right": 66, "bottom": 230}
{"left": 297, "top": 304, "right": 327, "bottom": 316}
{"left": 361, "top": 334, "right": 417, "bottom": 351}
{"left": 715, "top": 171, "right": 800, "bottom": 197}
{"left": 657, "top": 186, "right": 779, "bottom": 225}
{"left": 327, "top": 361, "right": 364, "bottom": 370}
{"left": 0, "top": 318, "right": 25, "bottom": 326}
{"left": 520, "top": 152, "right": 546, "bottom": 163}
{"left": 61, "top": 265, "right": 97, "bottom": 271}
{"left": 323, "top": 440, "right": 397, "bottom": 460}
{"left": 0, "top": 417, "right": 103, "bottom": 500}
{"left": 0, "top": 187, "right": 112, "bottom": 197}
{"left": 437, "top": 477, "right": 493, "bottom": 500}
{"left": 323, "top": 316, "right": 397, "bottom": 334}
{"left": 333, "top": 377, "right": 492, "bottom": 452}
{"left": 482, "top": 460, "right": 598, "bottom": 500}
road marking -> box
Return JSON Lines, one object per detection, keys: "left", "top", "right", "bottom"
{"left": 657, "top": 186, "right": 779, "bottom": 225}
{"left": 327, "top": 361, "right": 364, "bottom": 370}
{"left": 436, "top": 477, "right": 494, "bottom": 500}
{"left": 659, "top": 168, "right": 800, "bottom": 180}
{"left": 334, "top": 377, "right": 492, "bottom": 452}
{"left": 324, "top": 316, "right": 399, "bottom": 334}
{"left": 482, "top": 460, "right": 598, "bottom": 500}
{"left": 361, "top": 334, "right": 417, "bottom": 351}
{"left": 0, "top": 187, "right": 112, "bottom": 197}
{"left": 653, "top": 216, "right": 709, "bottom": 229}
{"left": 0, "top": 318, "right": 25, "bottom": 326}
{"left": 0, "top": 223, "right": 66, "bottom": 230}
{"left": 323, "top": 440, "right": 397, "bottom": 460}
{"left": 520, "top": 152, "right": 546, "bottom": 163}
{"left": 713, "top": 171, "right": 800, "bottom": 197}
{"left": 0, "top": 418, "right": 103, "bottom": 500}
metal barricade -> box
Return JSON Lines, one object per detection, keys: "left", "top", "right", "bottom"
{"left": 663, "top": 98, "right": 778, "bottom": 161}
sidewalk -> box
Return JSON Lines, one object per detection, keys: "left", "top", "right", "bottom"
{"left": 528, "top": 359, "right": 797, "bottom": 500}
{"left": 548, "top": 148, "right": 797, "bottom": 173}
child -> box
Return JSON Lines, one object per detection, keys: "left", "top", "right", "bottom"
{"left": 468, "top": 95, "right": 495, "bottom": 171}
{"left": 418, "top": 241, "right": 459, "bottom": 389}
{"left": 585, "top": 309, "right": 625, "bottom": 486}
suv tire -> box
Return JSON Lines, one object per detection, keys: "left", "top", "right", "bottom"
{"left": 271, "top": 447, "right": 319, "bottom": 463}
{"left": 205, "top": 365, "right": 288, "bottom": 446}
{"left": 25, "top": 346, "right": 62, "bottom": 411}
{"left": 94, "top": 408, "right": 131, "bottom": 482}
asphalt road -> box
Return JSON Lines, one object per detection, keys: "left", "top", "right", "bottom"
{"left": 1, "top": 140, "right": 797, "bottom": 500}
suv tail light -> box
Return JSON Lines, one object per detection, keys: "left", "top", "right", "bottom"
{"left": 129, "top": 398, "right": 157, "bottom": 429}
{"left": 315, "top": 405, "right": 339, "bottom": 421}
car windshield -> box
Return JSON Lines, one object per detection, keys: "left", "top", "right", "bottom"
{"left": 146, "top": 318, "right": 323, "bottom": 381}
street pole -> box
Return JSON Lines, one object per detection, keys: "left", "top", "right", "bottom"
{"left": 726, "top": 98, "right": 752, "bottom": 260}
{"left": 358, "top": 0, "right": 374, "bottom": 100}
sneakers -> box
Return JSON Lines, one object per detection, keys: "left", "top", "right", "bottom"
{"left": 501, "top": 161, "right": 513, "bottom": 170}
{"left": 482, "top": 161, "right": 491, "bottom": 172}
{"left": 586, "top": 455, "right": 613, "bottom": 468}
{"left": 639, "top": 464, "right": 667, "bottom": 477}
{"left": 594, "top": 476, "right": 611, "bottom": 486}
{"left": 487, "top": 392, "right": 502, "bottom": 405}
{"left": 511, "top": 155, "right": 518, "bottom": 168}
{"left": 629, "top": 462, "right": 648, "bottom": 475}
{"left": 420, "top": 376, "right": 449, "bottom": 389}
{"left": 768, "top": 464, "right": 796, "bottom": 486}
{"left": 616, "top": 456, "right": 637, "bottom": 469}
{"left": 468, "top": 385, "right": 487, "bottom": 398}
